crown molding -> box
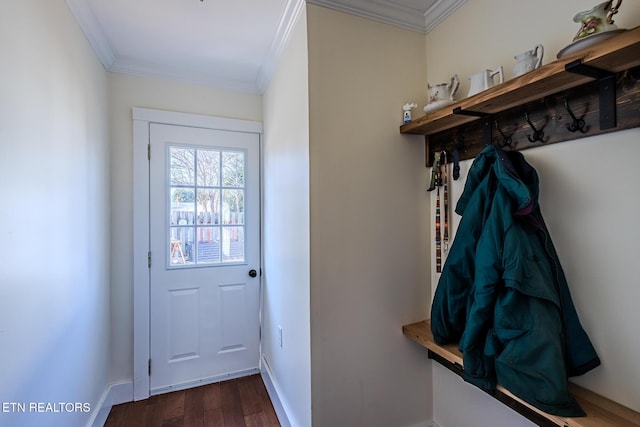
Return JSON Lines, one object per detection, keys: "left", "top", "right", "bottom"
{"left": 307, "top": 0, "right": 425, "bottom": 32}
{"left": 64, "top": 0, "right": 115, "bottom": 69}
{"left": 306, "top": 0, "right": 468, "bottom": 33}
{"left": 423, "top": 0, "right": 468, "bottom": 33}
{"left": 65, "top": 0, "right": 466, "bottom": 93}
{"left": 256, "top": 0, "right": 306, "bottom": 93}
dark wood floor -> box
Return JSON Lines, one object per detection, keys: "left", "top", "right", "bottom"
{"left": 104, "top": 374, "right": 280, "bottom": 427}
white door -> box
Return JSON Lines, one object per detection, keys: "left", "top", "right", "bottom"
{"left": 149, "top": 123, "right": 260, "bottom": 395}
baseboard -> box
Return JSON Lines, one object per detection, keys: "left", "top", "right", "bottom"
{"left": 87, "top": 380, "right": 133, "bottom": 427}
{"left": 260, "top": 358, "right": 292, "bottom": 427}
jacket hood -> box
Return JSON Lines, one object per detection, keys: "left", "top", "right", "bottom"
{"left": 456, "top": 145, "right": 539, "bottom": 216}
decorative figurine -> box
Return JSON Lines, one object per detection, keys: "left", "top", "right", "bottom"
{"left": 403, "top": 102, "right": 418, "bottom": 124}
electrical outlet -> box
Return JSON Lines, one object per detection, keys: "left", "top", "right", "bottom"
{"left": 278, "top": 326, "right": 283, "bottom": 348}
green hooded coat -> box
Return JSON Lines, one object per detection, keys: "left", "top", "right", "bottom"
{"left": 431, "top": 146, "right": 600, "bottom": 417}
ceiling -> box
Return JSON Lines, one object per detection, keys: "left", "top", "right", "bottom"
{"left": 64, "top": 0, "right": 467, "bottom": 94}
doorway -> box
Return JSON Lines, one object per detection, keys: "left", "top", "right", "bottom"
{"left": 133, "top": 108, "right": 262, "bottom": 399}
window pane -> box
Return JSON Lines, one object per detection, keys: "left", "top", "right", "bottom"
{"left": 170, "top": 188, "right": 195, "bottom": 225}
{"left": 222, "top": 226, "right": 244, "bottom": 263}
{"left": 170, "top": 147, "right": 195, "bottom": 185}
{"left": 170, "top": 227, "right": 195, "bottom": 265}
{"left": 197, "top": 189, "right": 220, "bottom": 225}
{"left": 196, "top": 227, "right": 220, "bottom": 264}
{"left": 197, "top": 149, "right": 220, "bottom": 187}
{"left": 222, "top": 189, "right": 244, "bottom": 225}
{"left": 167, "top": 145, "right": 249, "bottom": 268}
{"left": 222, "top": 151, "right": 244, "bottom": 187}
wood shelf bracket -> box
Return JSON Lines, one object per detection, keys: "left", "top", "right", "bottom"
{"left": 565, "top": 59, "right": 616, "bottom": 130}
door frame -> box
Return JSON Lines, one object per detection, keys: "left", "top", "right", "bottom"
{"left": 132, "top": 108, "right": 263, "bottom": 400}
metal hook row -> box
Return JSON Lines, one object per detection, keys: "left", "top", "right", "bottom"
{"left": 446, "top": 96, "right": 592, "bottom": 164}
{"left": 491, "top": 116, "right": 542, "bottom": 147}
{"left": 496, "top": 98, "right": 589, "bottom": 147}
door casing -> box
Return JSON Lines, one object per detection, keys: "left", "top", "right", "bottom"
{"left": 132, "top": 108, "right": 263, "bottom": 400}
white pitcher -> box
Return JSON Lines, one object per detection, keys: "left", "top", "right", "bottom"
{"left": 513, "top": 45, "right": 544, "bottom": 77}
{"left": 468, "top": 67, "right": 504, "bottom": 97}
{"left": 424, "top": 74, "right": 460, "bottom": 113}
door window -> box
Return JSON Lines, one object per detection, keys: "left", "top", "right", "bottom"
{"left": 168, "top": 145, "right": 246, "bottom": 267}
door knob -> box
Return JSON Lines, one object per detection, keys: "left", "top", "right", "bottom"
{"left": 248, "top": 269, "right": 257, "bottom": 278}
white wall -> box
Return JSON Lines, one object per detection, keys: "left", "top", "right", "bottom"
{"left": 0, "top": 1, "right": 110, "bottom": 426}
{"left": 262, "top": 6, "right": 312, "bottom": 426}
{"left": 108, "top": 73, "right": 262, "bottom": 383}
{"left": 426, "top": 2, "right": 640, "bottom": 426}
{"left": 307, "top": 5, "right": 433, "bottom": 427}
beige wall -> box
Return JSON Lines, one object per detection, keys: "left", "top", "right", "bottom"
{"left": 426, "top": 2, "right": 640, "bottom": 426}
{"left": 307, "top": 5, "right": 433, "bottom": 426}
{"left": 262, "top": 6, "right": 312, "bottom": 426}
{"left": 108, "top": 72, "right": 262, "bottom": 382}
{"left": 0, "top": 1, "right": 110, "bottom": 425}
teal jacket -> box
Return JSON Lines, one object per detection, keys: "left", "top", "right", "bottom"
{"left": 431, "top": 146, "right": 600, "bottom": 417}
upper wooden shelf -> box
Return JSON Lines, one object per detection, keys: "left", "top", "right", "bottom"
{"left": 400, "top": 26, "right": 640, "bottom": 136}
{"left": 403, "top": 320, "right": 640, "bottom": 427}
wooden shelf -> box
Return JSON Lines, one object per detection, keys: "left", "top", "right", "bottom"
{"left": 401, "top": 26, "right": 640, "bottom": 136}
{"left": 400, "top": 26, "right": 640, "bottom": 167}
{"left": 403, "top": 320, "right": 640, "bottom": 427}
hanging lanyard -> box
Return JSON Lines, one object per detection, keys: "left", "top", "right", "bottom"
{"left": 453, "top": 145, "right": 460, "bottom": 181}
{"left": 427, "top": 151, "right": 441, "bottom": 192}
{"left": 442, "top": 150, "right": 449, "bottom": 253}
{"left": 432, "top": 152, "right": 442, "bottom": 273}
{"left": 435, "top": 181, "right": 442, "bottom": 273}
{"left": 430, "top": 151, "right": 447, "bottom": 273}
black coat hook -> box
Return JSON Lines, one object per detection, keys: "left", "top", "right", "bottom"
{"left": 564, "top": 98, "right": 589, "bottom": 133}
{"left": 525, "top": 112, "right": 547, "bottom": 143}
{"left": 494, "top": 120, "right": 514, "bottom": 148}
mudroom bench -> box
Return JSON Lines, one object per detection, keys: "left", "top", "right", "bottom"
{"left": 400, "top": 24, "right": 640, "bottom": 427}
{"left": 403, "top": 321, "right": 640, "bottom": 427}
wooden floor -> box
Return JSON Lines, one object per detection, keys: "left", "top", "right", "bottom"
{"left": 104, "top": 374, "right": 280, "bottom": 427}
